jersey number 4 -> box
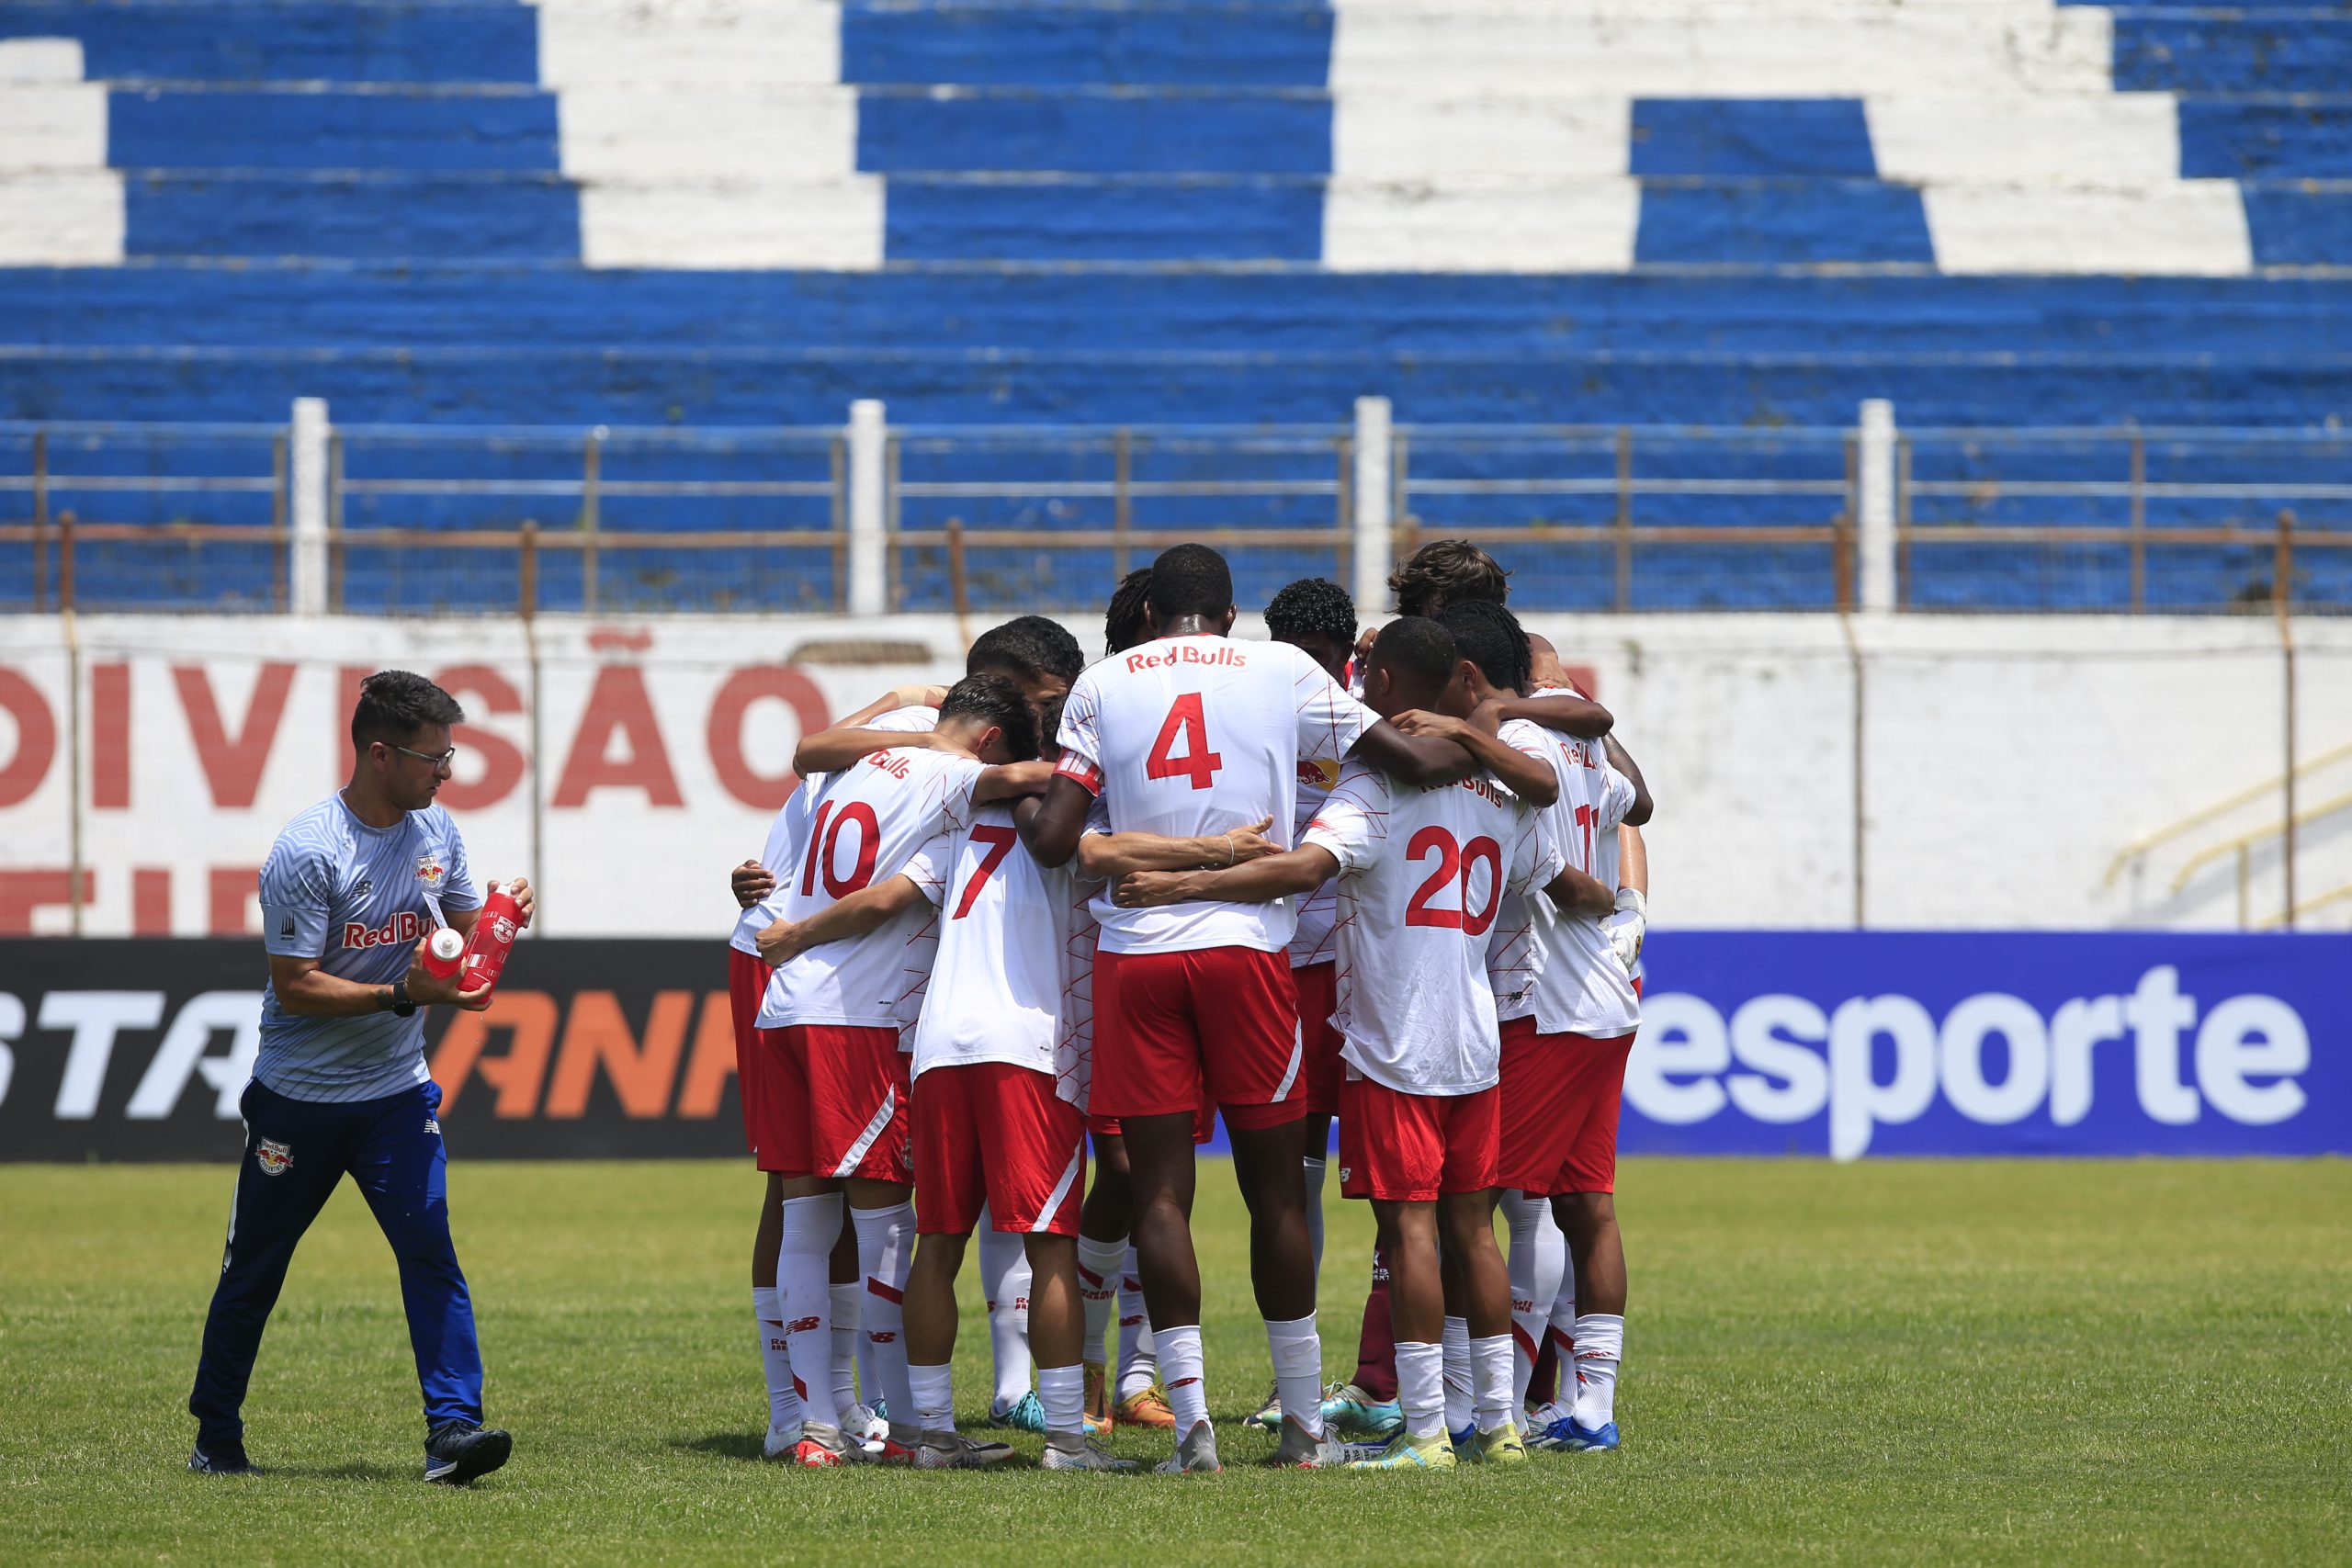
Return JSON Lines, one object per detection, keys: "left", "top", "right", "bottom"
{"left": 1144, "top": 693, "right": 1224, "bottom": 790}
{"left": 1404, "top": 826, "right": 1504, "bottom": 937}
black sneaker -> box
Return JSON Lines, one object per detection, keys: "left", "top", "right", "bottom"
{"left": 189, "top": 1439, "right": 258, "bottom": 1475}
{"left": 423, "top": 1421, "right": 513, "bottom": 1484}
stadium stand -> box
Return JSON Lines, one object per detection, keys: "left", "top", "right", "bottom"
{"left": 0, "top": 0, "right": 2346, "bottom": 610}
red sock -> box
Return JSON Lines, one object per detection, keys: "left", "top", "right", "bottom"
{"left": 1351, "top": 1247, "right": 1398, "bottom": 1402}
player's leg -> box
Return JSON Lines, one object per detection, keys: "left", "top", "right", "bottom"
{"left": 1498, "top": 1189, "right": 1566, "bottom": 1415}
{"left": 1325, "top": 1247, "right": 1403, "bottom": 1440}
{"left": 730, "top": 949, "right": 803, "bottom": 1450}
{"left": 1496, "top": 1019, "right": 1577, "bottom": 1426}
{"left": 1339, "top": 1076, "right": 1452, "bottom": 1470}
{"left": 1196, "top": 948, "right": 1326, "bottom": 1450}
{"left": 1542, "top": 1030, "right": 1636, "bottom": 1451}
{"left": 904, "top": 1061, "right": 1016, "bottom": 1470}
{"left": 845, "top": 1174, "right": 917, "bottom": 1455}
{"left": 1076, "top": 1124, "right": 1130, "bottom": 1432}
{"left": 1440, "top": 1188, "right": 1522, "bottom": 1462}
{"left": 345, "top": 1080, "right": 507, "bottom": 1484}
{"left": 768, "top": 1025, "right": 854, "bottom": 1457}
{"left": 977, "top": 1217, "right": 1039, "bottom": 1430}
{"left": 188, "top": 1082, "right": 349, "bottom": 1472}
{"left": 802, "top": 1021, "right": 918, "bottom": 1457}
{"left": 1121, "top": 1108, "right": 1211, "bottom": 1465}
{"left": 902, "top": 1230, "right": 970, "bottom": 1466}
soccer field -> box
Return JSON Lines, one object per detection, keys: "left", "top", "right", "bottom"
{"left": 3, "top": 1158, "right": 2345, "bottom": 1565}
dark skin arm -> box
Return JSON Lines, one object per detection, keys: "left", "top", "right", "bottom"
{"left": 1016, "top": 773, "right": 1096, "bottom": 868}
{"left": 1544, "top": 863, "right": 1618, "bottom": 919}
{"left": 1492, "top": 689, "right": 1613, "bottom": 740}
{"left": 1112, "top": 844, "right": 1340, "bottom": 909}
{"left": 1604, "top": 734, "right": 1654, "bottom": 826}
{"left": 1388, "top": 703, "right": 1560, "bottom": 807}
{"left": 1348, "top": 717, "right": 1477, "bottom": 789}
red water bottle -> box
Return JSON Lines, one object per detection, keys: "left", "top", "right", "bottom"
{"left": 458, "top": 884, "right": 527, "bottom": 992}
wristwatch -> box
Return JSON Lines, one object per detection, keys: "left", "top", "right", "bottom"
{"left": 387, "top": 981, "right": 417, "bottom": 1019}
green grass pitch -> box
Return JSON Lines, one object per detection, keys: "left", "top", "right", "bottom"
{"left": 3, "top": 1157, "right": 2346, "bottom": 1565}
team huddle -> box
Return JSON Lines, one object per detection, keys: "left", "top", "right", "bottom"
{"left": 725, "top": 540, "right": 1652, "bottom": 1473}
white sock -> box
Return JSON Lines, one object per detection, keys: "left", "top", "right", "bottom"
{"left": 1501, "top": 1191, "right": 1566, "bottom": 1411}
{"left": 1396, "top": 1341, "right": 1446, "bottom": 1440}
{"left": 829, "top": 1280, "right": 861, "bottom": 1417}
{"left": 1301, "top": 1156, "right": 1328, "bottom": 1283}
{"left": 909, "top": 1361, "right": 956, "bottom": 1435}
{"left": 778, "top": 1194, "right": 843, "bottom": 1430}
{"left": 1570, "top": 1313, "right": 1624, "bottom": 1429}
{"left": 1544, "top": 1267, "right": 1579, "bottom": 1416}
{"left": 852, "top": 1201, "right": 917, "bottom": 1428}
{"left": 1264, "top": 1313, "right": 1324, "bottom": 1438}
{"left": 1115, "top": 1247, "right": 1157, "bottom": 1399}
{"left": 1471, "top": 1334, "right": 1515, "bottom": 1432}
{"left": 1441, "top": 1315, "right": 1473, "bottom": 1435}
{"left": 752, "top": 1286, "right": 802, "bottom": 1433}
{"left": 1077, "top": 1234, "right": 1125, "bottom": 1367}
{"left": 1036, "top": 1362, "right": 1084, "bottom": 1438}
{"left": 977, "top": 1219, "right": 1034, "bottom": 1410}
{"left": 1156, "top": 1323, "right": 1209, "bottom": 1435}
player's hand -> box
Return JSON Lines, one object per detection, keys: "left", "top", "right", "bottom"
{"left": 1604, "top": 888, "right": 1647, "bottom": 972}
{"left": 1390, "top": 708, "right": 1470, "bottom": 743}
{"left": 494, "top": 875, "right": 536, "bottom": 929}
{"left": 1528, "top": 636, "right": 1573, "bottom": 694}
{"left": 1114, "top": 870, "right": 1197, "bottom": 908}
{"left": 404, "top": 938, "right": 494, "bottom": 1011}
{"left": 1467, "top": 697, "right": 1507, "bottom": 735}
{"left": 1353, "top": 624, "right": 1380, "bottom": 666}
{"left": 732, "top": 859, "right": 775, "bottom": 909}
{"left": 1223, "top": 816, "right": 1280, "bottom": 864}
{"left": 754, "top": 917, "right": 804, "bottom": 967}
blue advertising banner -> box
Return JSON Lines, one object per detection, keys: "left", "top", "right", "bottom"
{"left": 1623, "top": 932, "right": 2348, "bottom": 1157}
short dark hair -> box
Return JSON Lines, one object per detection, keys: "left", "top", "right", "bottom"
{"left": 350, "top": 670, "right": 463, "bottom": 751}
{"left": 938, "top": 671, "right": 1039, "bottom": 761}
{"left": 1366, "top": 615, "right": 1458, "bottom": 694}
{"left": 1148, "top": 544, "right": 1234, "bottom": 623}
{"left": 1104, "top": 568, "right": 1154, "bottom": 655}
{"left": 1437, "top": 599, "right": 1532, "bottom": 696}
{"left": 1263, "top": 577, "right": 1356, "bottom": 649}
{"left": 1034, "top": 693, "right": 1066, "bottom": 763}
{"left": 1390, "top": 539, "right": 1509, "bottom": 617}
{"left": 968, "top": 615, "right": 1083, "bottom": 685}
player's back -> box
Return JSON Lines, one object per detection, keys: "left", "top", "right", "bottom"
{"left": 912, "top": 803, "right": 1094, "bottom": 1106}
{"left": 1520, "top": 710, "right": 1640, "bottom": 1038}
{"left": 1057, "top": 635, "right": 1369, "bottom": 953}
{"left": 759, "top": 742, "right": 979, "bottom": 1031}
{"left": 1309, "top": 760, "right": 1555, "bottom": 1097}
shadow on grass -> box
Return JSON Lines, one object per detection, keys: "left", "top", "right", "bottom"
{"left": 674, "top": 1432, "right": 766, "bottom": 1463}
{"left": 250, "top": 1460, "right": 413, "bottom": 1482}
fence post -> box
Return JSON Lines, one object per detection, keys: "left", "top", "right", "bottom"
{"left": 289, "top": 397, "right": 331, "bottom": 615}
{"left": 847, "top": 400, "right": 888, "bottom": 617}
{"left": 1351, "top": 397, "right": 1393, "bottom": 615}
{"left": 1858, "top": 399, "right": 1896, "bottom": 612}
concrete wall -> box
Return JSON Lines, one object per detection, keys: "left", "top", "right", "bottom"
{"left": 2, "top": 610, "right": 2346, "bottom": 940}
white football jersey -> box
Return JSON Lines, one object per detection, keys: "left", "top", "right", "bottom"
{"left": 1306, "top": 759, "right": 1564, "bottom": 1097}
{"left": 1056, "top": 636, "right": 1374, "bottom": 955}
{"left": 755, "top": 740, "right": 984, "bottom": 1032}
{"left": 729, "top": 704, "right": 939, "bottom": 956}
{"left": 1519, "top": 710, "right": 1641, "bottom": 1040}
{"left": 906, "top": 805, "right": 1098, "bottom": 1108}
{"left": 1484, "top": 716, "right": 1563, "bottom": 1021}
{"left": 1288, "top": 750, "right": 1344, "bottom": 968}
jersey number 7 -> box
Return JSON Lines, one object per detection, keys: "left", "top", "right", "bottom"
{"left": 953, "top": 824, "right": 1021, "bottom": 919}
{"left": 1144, "top": 693, "right": 1224, "bottom": 790}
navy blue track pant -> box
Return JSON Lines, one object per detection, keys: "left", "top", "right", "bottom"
{"left": 189, "top": 1078, "right": 484, "bottom": 1445}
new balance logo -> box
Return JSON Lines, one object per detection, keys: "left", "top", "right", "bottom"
{"left": 785, "top": 1315, "right": 820, "bottom": 1334}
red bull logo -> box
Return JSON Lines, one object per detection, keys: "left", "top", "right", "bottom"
{"left": 344, "top": 909, "right": 432, "bottom": 950}
{"left": 254, "top": 1138, "right": 294, "bottom": 1177}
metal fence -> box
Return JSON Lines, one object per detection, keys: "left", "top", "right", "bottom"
{"left": 6, "top": 409, "right": 2349, "bottom": 615}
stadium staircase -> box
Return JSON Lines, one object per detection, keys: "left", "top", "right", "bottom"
{"left": 0, "top": 0, "right": 2347, "bottom": 608}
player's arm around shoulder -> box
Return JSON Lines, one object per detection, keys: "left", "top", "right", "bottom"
{"left": 796, "top": 722, "right": 960, "bottom": 777}
{"left": 1112, "top": 843, "right": 1339, "bottom": 910}
{"left": 1075, "top": 815, "right": 1282, "bottom": 879}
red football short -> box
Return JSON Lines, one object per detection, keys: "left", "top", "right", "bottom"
{"left": 752, "top": 1023, "right": 911, "bottom": 1182}
{"left": 1088, "top": 1099, "right": 1216, "bottom": 1145}
{"left": 1289, "top": 960, "right": 1344, "bottom": 1116}
{"left": 1497, "top": 1021, "right": 1637, "bottom": 1196}
{"left": 915, "top": 1061, "right": 1087, "bottom": 1236}
{"left": 726, "top": 945, "right": 772, "bottom": 1159}
{"left": 1091, "top": 946, "right": 1304, "bottom": 1130}
{"left": 1338, "top": 1075, "right": 1501, "bottom": 1202}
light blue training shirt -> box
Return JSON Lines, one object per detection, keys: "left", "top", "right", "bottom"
{"left": 255, "top": 793, "right": 482, "bottom": 1102}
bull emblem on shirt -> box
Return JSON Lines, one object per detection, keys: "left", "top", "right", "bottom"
{"left": 416, "top": 852, "right": 446, "bottom": 890}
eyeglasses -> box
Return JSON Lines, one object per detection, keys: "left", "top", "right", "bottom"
{"left": 382, "top": 740, "right": 458, "bottom": 769}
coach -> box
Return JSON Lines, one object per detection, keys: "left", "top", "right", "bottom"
{"left": 187, "top": 671, "right": 532, "bottom": 1484}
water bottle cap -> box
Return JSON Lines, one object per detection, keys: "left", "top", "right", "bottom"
{"left": 428, "top": 928, "right": 466, "bottom": 961}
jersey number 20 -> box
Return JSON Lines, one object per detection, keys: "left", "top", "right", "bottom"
{"left": 1404, "top": 826, "right": 1504, "bottom": 937}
